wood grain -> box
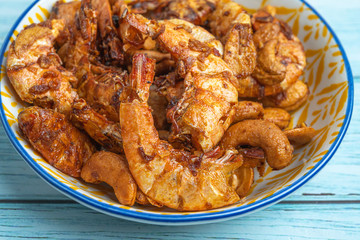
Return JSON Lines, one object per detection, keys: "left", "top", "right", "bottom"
{"left": 0, "top": 203, "right": 359, "bottom": 239}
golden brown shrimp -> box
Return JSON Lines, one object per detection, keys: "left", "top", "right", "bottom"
{"left": 7, "top": 17, "right": 125, "bottom": 153}
{"left": 18, "top": 106, "right": 96, "bottom": 177}
{"left": 6, "top": 19, "right": 78, "bottom": 115}
{"left": 167, "top": 19, "right": 223, "bottom": 56}
{"left": 124, "top": 12, "right": 239, "bottom": 152}
{"left": 91, "top": 0, "right": 125, "bottom": 66}
{"left": 57, "top": 0, "right": 98, "bottom": 87}
{"left": 50, "top": 0, "right": 81, "bottom": 47}
{"left": 78, "top": 70, "right": 128, "bottom": 122}
{"left": 120, "top": 53, "right": 244, "bottom": 211}
{"left": 71, "top": 99, "right": 124, "bottom": 153}
{"left": 122, "top": 0, "right": 215, "bottom": 25}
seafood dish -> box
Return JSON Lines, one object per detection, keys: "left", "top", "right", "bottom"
{"left": 6, "top": 0, "right": 317, "bottom": 211}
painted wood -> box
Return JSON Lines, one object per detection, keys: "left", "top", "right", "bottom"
{"left": 0, "top": 203, "right": 359, "bottom": 239}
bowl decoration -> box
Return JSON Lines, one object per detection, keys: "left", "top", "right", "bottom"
{"left": 0, "top": 0, "right": 353, "bottom": 225}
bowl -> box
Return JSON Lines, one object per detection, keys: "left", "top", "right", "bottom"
{"left": 0, "top": 0, "right": 353, "bottom": 225}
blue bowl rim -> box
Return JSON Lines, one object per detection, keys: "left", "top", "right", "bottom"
{"left": 0, "top": 0, "right": 354, "bottom": 224}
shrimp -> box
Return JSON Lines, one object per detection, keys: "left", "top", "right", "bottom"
{"left": 6, "top": 19, "right": 77, "bottom": 115}
{"left": 167, "top": 19, "right": 223, "bottom": 56}
{"left": 50, "top": 0, "right": 81, "bottom": 47}
{"left": 18, "top": 106, "right": 96, "bottom": 177}
{"left": 78, "top": 70, "right": 128, "bottom": 122}
{"left": 57, "top": 0, "right": 98, "bottom": 87}
{"left": 120, "top": 53, "right": 244, "bottom": 211}
{"left": 124, "top": 12, "right": 239, "bottom": 152}
{"left": 7, "top": 17, "right": 124, "bottom": 153}
{"left": 91, "top": 0, "right": 125, "bottom": 66}
{"left": 134, "top": 0, "right": 216, "bottom": 25}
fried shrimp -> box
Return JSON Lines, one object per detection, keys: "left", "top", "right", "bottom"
{"left": 18, "top": 107, "right": 96, "bottom": 177}
{"left": 125, "top": 12, "right": 239, "bottom": 152}
{"left": 57, "top": 0, "right": 98, "bottom": 87}
{"left": 6, "top": 19, "right": 78, "bottom": 115}
{"left": 7, "top": 16, "right": 125, "bottom": 153}
{"left": 120, "top": 54, "right": 244, "bottom": 211}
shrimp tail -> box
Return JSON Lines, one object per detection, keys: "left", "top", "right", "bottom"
{"left": 129, "top": 53, "right": 156, "bottom": 102}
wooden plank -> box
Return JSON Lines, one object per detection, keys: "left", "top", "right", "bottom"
{"left": 308, "top": 0, "right": 360, "bottom": 77}
{"left": 0, "top": 203, "right": 358, "bottom": 239}
{"left": 0, "top": 80, "right": 358, "bottom": 202}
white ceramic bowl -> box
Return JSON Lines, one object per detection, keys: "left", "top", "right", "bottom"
{"left": 0, "top": 0, "right": 353, "bottom": 225}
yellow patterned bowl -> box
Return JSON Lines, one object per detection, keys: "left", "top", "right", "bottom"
{"left": 0, "top": 0, "right": 353, "bottom": 225}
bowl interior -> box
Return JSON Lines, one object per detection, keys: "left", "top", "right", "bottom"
{"left": 0, "top": 0, "right": 353, "bottom": 223}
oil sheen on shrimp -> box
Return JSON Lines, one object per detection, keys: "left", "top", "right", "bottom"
{"left": 124, "top": 12, "right": 239, "bottom": 152}
{"left": 120, "top": 54, "right": 244, "bottom": 211}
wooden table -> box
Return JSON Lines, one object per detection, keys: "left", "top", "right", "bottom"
{"left": 0, "top": 0, "right": 359, "bottom": 238}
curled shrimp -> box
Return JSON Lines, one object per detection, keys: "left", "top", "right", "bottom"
{"left": 7, "top": 16, "right": 124, "bottom": 153}
{"left": 6, "top": 19, "right": 77, "bottom": 115}
{"left": 57, "top": 0, "right": 98, "bottom": 87}
{"left": 124, "top": 12, "right": 239, "bottom": 152}
{"left": 120, "top": 54, "right": 244, "bottom": 211}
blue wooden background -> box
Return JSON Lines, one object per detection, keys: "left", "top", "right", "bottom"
{"left": 0, "top": 0, "right": 359, "bottom": 239}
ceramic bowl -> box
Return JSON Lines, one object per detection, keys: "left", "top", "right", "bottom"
{"left": 0, "top": 0, "right": 353, "bottom": 225}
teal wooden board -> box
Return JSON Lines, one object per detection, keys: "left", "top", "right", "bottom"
{"left": 0, "top": 203, "right": 359, "bottom": 239}
{"left": 0, "top": 0, "right": 359, "bottom": 238}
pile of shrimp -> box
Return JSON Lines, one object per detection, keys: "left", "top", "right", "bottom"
{"left": 7, "top": 0, "right": 316, "bottom": 211}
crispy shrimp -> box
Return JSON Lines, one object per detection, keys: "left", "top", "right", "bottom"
{"left": 57, "top": 0, "right": 98, "bottom": 87}
{"left": 120, "top": 53, "right": 244, "bottom": 211}
{"left": 140, "top": 0, "right": 216, "bottom": 25}
{"left": 124, "top": 12, "right": 239, "bottom": 152}
{"left": 167, "top": 19, "right": 223, "bottom": 55}
{"left": 7, "top": 17, "right": 124, "bottom": 153}
{"left": 18, "top": 106, "right": 96, "bottom": 177}
{"left": 6, "top": 19, "right": 78, "bottom": 115}
{"left": 50, "top": 0, "right": 81, "bottom": 47}
{"left": 91, "top": 0, "right": 125, "bottom": 66}
{"left": 78, "top": 70, "right": 128, "bottom": 122}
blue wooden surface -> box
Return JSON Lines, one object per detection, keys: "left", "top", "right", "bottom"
{"left": 0, "top": 0, "right": 359, "bottom": 239}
